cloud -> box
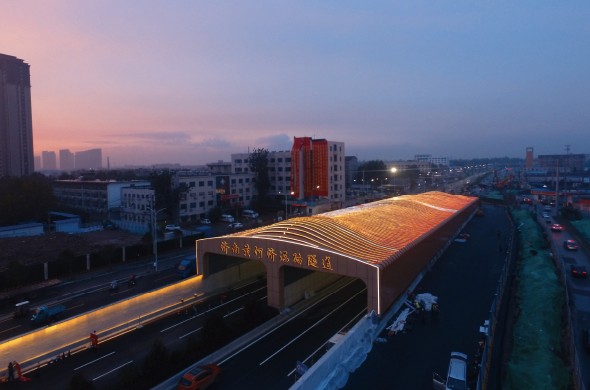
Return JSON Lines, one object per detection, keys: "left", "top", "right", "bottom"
{"left": 194, "top": 137, "right": 232, "bottom": 150}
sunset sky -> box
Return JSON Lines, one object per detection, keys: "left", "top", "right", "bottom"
{"left": 2, "top": 1, "right": 589, "bottom": 167}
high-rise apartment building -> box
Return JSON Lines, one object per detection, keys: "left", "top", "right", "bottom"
{"left": 291, "top": 137, "right": 345, "bottom": 206}
{"left": 41, "top": 151, "right": 57, "bottom": 170}
{"left": 59, "top": 149, "right": 75, "bottom": 171}
{"left": 0, "top": 53, "right": 34, "bottom": 177}
{"left": 75, "top": 148, "right": 102, "bottom": 170}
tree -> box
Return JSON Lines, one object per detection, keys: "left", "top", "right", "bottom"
{"left": 356, "top": 160, "right": 387, "bottom": 187}
{"left": 149, "top": 170, "right": 179, "bottom": 223}
{"left": 249, "top": 148, "right": 271, "bottom": 205}
{"left": 0, "top": 174, "right": 56, "bottom": 225}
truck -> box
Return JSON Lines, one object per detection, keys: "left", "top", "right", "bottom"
{"left": 30, "top": 304, "right": 66, "bottom": 324}
{"left": 176, "top": 257, "right": 196, "bottom": 278}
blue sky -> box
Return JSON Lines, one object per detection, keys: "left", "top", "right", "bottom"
{"left": 2, "top": 1, "right": 589, "bottom": 166}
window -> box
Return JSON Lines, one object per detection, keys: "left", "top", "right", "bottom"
{"left": 235, "top": 159, "right": 242, "bottom": 163}
{"left": 199, "top": 181, "right": 204, "bottom": 187}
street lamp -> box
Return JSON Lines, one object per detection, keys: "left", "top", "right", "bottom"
{"left": 390, "top": 167, "right": 398, "bottom": 195}
{"left": 280, "top": 191, "right": 295, "bottom": 220}
{"left": 147, "top": 205, "right": 166, "bottom": 272}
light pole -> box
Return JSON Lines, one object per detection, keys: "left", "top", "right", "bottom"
{"left": 390, "top": 167, "right": 398, "bottom": 195}
{"left": 281, "top": 191, "right": 294, "bottom": 220}
{"left": 147, "top": 205, "right": 166, "bottom": 272}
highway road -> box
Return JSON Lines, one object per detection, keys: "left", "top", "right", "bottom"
{"left": 343, "top": 203, "right": 513, "bottom": 389}
{"left": 0, "top": 251, "right": 196, "bottom": 342}
{"left": 216, "top": 279, "right": 367, "bottom": 389}
{"left": 539, "top": 207, "right": 590, "bottom": 388}
{"left": 1, "top": 278, "right": 268, "bottom": 389}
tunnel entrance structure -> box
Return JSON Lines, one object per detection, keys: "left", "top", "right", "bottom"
{"left": 196, "top": 191, "right": 478, "bottom": 315}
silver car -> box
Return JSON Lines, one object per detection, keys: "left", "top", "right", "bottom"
{"left": 433, "top": 352, "right": 468, "bottom": 390}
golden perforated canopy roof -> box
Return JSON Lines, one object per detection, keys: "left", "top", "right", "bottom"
{"left": 230, "top": 191, "right": 476, "bottom": 266}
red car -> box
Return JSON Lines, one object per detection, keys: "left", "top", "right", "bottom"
{"left": 564, "top": 240, "right": 579, "bottom": 251}
{"left": 178, "top": 364, "right": 221, "bottom": 390}
{"left": 570, "top": 265, "right": 588, "bottom": 279}
{"left": 551, "top": 224, "right": 563, "bottom": 232}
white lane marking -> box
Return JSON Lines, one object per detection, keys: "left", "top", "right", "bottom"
{"left": 0, "top": 325, "right": 21, "bottom": 334}
{"left": 223, "top": 307, "right": 243, "bottom": 318}
{"left": 259, "top": 288, "right": 367, "bottom": 366}
{"left": 161, "top": 287, "right": 267, "bottom": 333}
{"left": 160, "top": 315, "right": 198, "bottom": 332}
{"left": 218, "top": 279, "right": 358, "bottom": 366}
{"left": 92, "top": 360, "right": 134, "bottom": 381}
{"left": 74, "top": 351, "right": 116, "bottom": 371}
{"left": 286, "top": 307, "right": 367, "bottom": 377}
{"left": 179, "top": 326, "right": 203, "bottom": 339}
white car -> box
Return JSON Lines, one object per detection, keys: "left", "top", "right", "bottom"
{"left": 165, "top": 224, "right": 181, "bottom": 231}
{"left": 221, "top": 214, "right": 235, "bottom": 223}
{"left": 433, "top": 352, "right": 468, "bottom": 390}
{"left": 229, "top": 222, "right": 243, "bottom": 229}
{"left": 243, "top": 209, "right": 259, "bottom": 219}
{"left": 200, "top": 218, "right": 211, "bottom": 224}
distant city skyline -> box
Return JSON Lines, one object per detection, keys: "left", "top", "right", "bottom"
{"left": 2, "top": 2, "right": 589, "bottom": 167}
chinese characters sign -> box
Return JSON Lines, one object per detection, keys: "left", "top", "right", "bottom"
{"left": 219, "top": 240, "right": 334, "bottom": 271}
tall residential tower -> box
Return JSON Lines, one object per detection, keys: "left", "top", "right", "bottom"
{"left": 0, "top": 53, "right": 34, "bottom": 177}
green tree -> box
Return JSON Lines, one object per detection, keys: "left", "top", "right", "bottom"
{"left": 249, "top": 148, "right": 270, "bottom": 205}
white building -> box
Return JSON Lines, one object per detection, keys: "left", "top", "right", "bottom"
{"left": 231, "top": 150, "right": 292, "bottom": 195}
{"left": 120, "top": 185, "right": 155, "bottom": 233}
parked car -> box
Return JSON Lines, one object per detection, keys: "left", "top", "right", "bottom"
{"left": 178, "top": 364, "right": 221, "bottom": 390}
{"left": 229, "top": 222, "right": 243, "bottom": 229}
{"left": 243, "top": 209, "right": 259, "bottom": 219}
{"left": 570, "top": 264, "right": 588, "bottom": 279}
{"left": 564, "top": 240, "right": 579, "bottom": 251}
{"left": 221, "top": 214, "right": 235, "bottom": 223}
{"left": 165, "top": 224, "right": 181, "bottom": 232}
{"left": 200, "top": 218, "right": 211, "bottom": 224}
{"left": 542, "top": 212, "right": 550, "bottom": 219}
{"left": 433, "top": 352, "right": 468, "bottom": 390}
{"left": 551, "top": 224, "right": 563, "bottom": 232}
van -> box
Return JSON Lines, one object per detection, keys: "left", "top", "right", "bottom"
{"left": 221, "top": 214, "right": 235, "bottom": 223}
{"left": 177, "top": 257, "right": 196, "bottom": 278}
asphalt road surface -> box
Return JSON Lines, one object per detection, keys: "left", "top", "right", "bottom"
{"left": 344, "top": 203, "right": 513, "bottom": 389}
